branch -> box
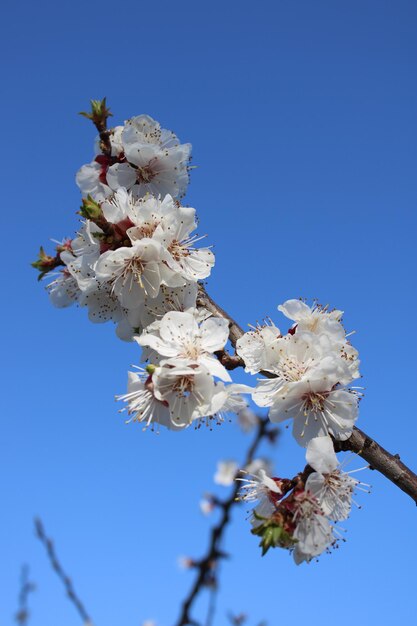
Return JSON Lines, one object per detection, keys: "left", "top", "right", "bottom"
{"left": 197, "top": 285, "right": 417, "bottom": 504}
{"left": 34, "top": 518, "right": 93, "bottom": 625}
{"left": 79, "top": 98, "right": 112, "bottom": 156}
{"left": 175, "top": 417, "right": 272, "bottom": 626}
{"left": 15, "top": 565, "right": 35, "bottom": 625}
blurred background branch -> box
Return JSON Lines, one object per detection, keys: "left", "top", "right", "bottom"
{"left": 14, "top": 565, "right": 35, "bottom": 625}
{"left": 34, "top": 518, "right": 93, "bottom": 626}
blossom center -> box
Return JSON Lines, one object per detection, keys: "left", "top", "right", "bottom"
{"left": 136, "top": 160, "right": 158, "bottom": 184}
{"left": 279, "top": 357, "right": 307, "bottom": 382}
{"left": 173, "top": 375, "right": 195, "bottom": 396}
{"left": 301, "top": 391, "right": 328, "bottom": 415}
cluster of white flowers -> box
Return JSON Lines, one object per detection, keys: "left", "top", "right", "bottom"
{"left": 233, "top": 300, "right": 367, "bottom": 563}
{"left": 238, "top": 435, "right": 368, "bottom": 563}
{"left": 47, "top": 189, "right": 215, "bottom": 341}
{"left": 41, "top": 112, "right": 253, "bottom": 429}
{"left": 36, "top": 103, "right": 369, "bottom": 564}
{"left": 76, "top": 114, "right": 192, "bottom": 202}
{"left": 118, "top": 311, "right": 254, "bottom": 429}
{"left": 237, "top": 299, "right": 361, "bottom": 446}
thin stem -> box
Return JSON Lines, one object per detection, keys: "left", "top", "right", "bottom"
{"left": 34, "top": 518, "right": 93, "bottom": 625}
{"left": 197, "top": 285, "right": 417, "bottom": 504}
{"left": 15, "top": 565, "right": 35, "bottom": 625}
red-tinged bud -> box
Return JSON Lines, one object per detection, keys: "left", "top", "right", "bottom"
{"left": 31, "top": 247, "right": 63, "bottom": 281}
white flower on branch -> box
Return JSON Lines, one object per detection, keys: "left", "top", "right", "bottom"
{"left": 95, "top": 238, "right": 173, "bottom": 308}
{"left": 47, "top": 268, "right": 80, "bottom": 308}
{"left": 76, "top": 127, "right": 125, "bottom": 201}
{"left": 236, "top": 320, "right": 282, "bottom": 374}
{"left": 116, "top": 368, "right": 176, "bottom": 431}
{"left": 251, "top": 331, "right": 359, "bottom": 445}
{"left": 108, "top": 190, "right": 214, "bottom": 282}
{"left": 199, "top": 494, "right": 216, "bottom": 515}
{"left": 214, "top": 460, "right": 239, "bottom": 486}
{"left": 245, "top": 457, "right": 274, "bottom": 477}
{"left": 278, "top": 299, "right": 360, "bottom": 379}
{"left": 137, "top": 310, "right": 231, "bottom": 381}
{"left": 151, "top": 358, "right": 225, "bottom": 427}
{"left": 237, "top": 408, "right": 259, "bottom": 432}
{"left": 106, "top": 114, "right": 191, "bottom": 200}
{"left": 291, "top": 490, "right": 335, "bottom": 564}
{"left": 278, "top": 299, "right": 344, "bottom": 339}
{"left": 237, "top": 469, "right": 282, "bottom": 523}
{"left": 305, "top": 436, "right": 369, "bottom": 521}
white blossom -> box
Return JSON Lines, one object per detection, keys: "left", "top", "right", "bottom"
{"left": 236, "top": 320, "right": 282, "bottom": 374}
{"left": 94, "top": 239, "right": 170, "bottom": 309}
{"left": 278, "top": 299, "right": 360, "bottom": 379}
{"left": 106, "top": 115, "right": 191, "bottom": 199}
{"left": 199, "top": 495, "right": 216, "bottom": 515}
{"left": 305, "top": 436, "right": 367, "bottom": 521}
{"left": 245, "top": 457, "right": 274, "bottom": 477}
{"left": 99, "top": 190, "right": 214, "bottom": 290}
{"left": 76, "top": 127, "right": 125, "bottom": 200}
{"left": 47, "top": 269, "right": 80, "bottom": 308}
{"left": 237, "top": 408, "right": 259, "bottom": 432}
{"left": 238, "top": 469, "right": 282, "bottom": 529}
{"left": 291, "top": 490, "right": 335, "bottom": 564}
{"left": 137, "top": 310, "right": 231, "bottom": 381}
{"left": 151, "top": 358, "right": 224, "bottom": 427}
{"left": 116, "top": 369, "right": 180, "bottom": 431}
{"left": 251, "top": 332, "right": 358, "bottom": 445}
{"left": 214, "top": 460, "right": 239, "bottom": 486}
{"left": 76, "top": 161, "right": 113, "bottom": 202}
{"left": 278, "top": 299, "right": 344, "bottom": 339}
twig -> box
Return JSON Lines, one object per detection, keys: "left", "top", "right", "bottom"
{"left": 197, "top": 285, "right": 417, "bottom": 504}
{"left": 15, "top": 565, "right": 35, "bottom": 625}
{"left": 175, "top": 417, "right": 271, "bottom": 626}
{"left": 204, "top": 575, "right": 218, "bottom": 626}
{"left": 34, "top": 518, "right": 93, "bottom": 625}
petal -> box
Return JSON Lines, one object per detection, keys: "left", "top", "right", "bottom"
{"left": 278, "top": 299, "right": 311, "bottom": 321}
{"left": 106, "top": 162, "right": 137, "bottom": 191}
{"left": 306, "top": 436, "right": 338, "bottom": 474}
{"left": 200, "top": 317, "right": 229, "bottom": 353}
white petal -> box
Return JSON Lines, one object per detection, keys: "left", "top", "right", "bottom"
{"left": 306, "top": 436, "right": 338, "bottom": 474}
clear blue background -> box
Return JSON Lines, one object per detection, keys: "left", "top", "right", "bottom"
{"left": 1, "top": 1, "right": 416, "bottom": 624}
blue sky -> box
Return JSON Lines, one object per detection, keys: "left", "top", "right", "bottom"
{"left": 1, "top": 1, "right": 417, "bottom": 624}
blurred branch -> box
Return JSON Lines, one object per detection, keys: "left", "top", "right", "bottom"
{"left": 175, "top": 417, "right": 273, "bottom": 626}
{"left": 34, "top": 518, "right": 93, "bottom": 625}
{"left": 14, "top": 565, "right": 35, "bottom": 625}
{"left": 198, "top": 285, "right": 417, "bottom": 504}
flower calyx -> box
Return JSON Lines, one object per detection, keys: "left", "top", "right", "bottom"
{"left": 31, "top": 246, "right": 65, "bottom": 281}
{"left": 251, "top": 511, "right": 297, "bottom": 555}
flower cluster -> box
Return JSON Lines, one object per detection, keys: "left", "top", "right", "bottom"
{"left": 238, "top": 436, "right": 368, "bottom": 563}
{"left": 118, "top": 310, "right": 253, "bottom": 429}
{"left": 237, "top": 299, "right": 361, "bottom": 446}
{"left": 34, "top": 100, "right": 369, "bottom": 564}
{"left": 45, "top": 188, "right": 215, "bottom": 341}
{"left": 76, "top": 114, "right": 192, "bottom": 202}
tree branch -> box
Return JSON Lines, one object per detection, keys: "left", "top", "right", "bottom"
{"left": 197, "top": 285, "right": 417, "bottom": 504}
{"left": 175, "top": 417, "right": 271, "bottom": 626}
{"left": 15, "top": 565, "right": 35, "bottom": 625}
{"left": 34, "top": 518, "right": 93, "bottom": 625}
